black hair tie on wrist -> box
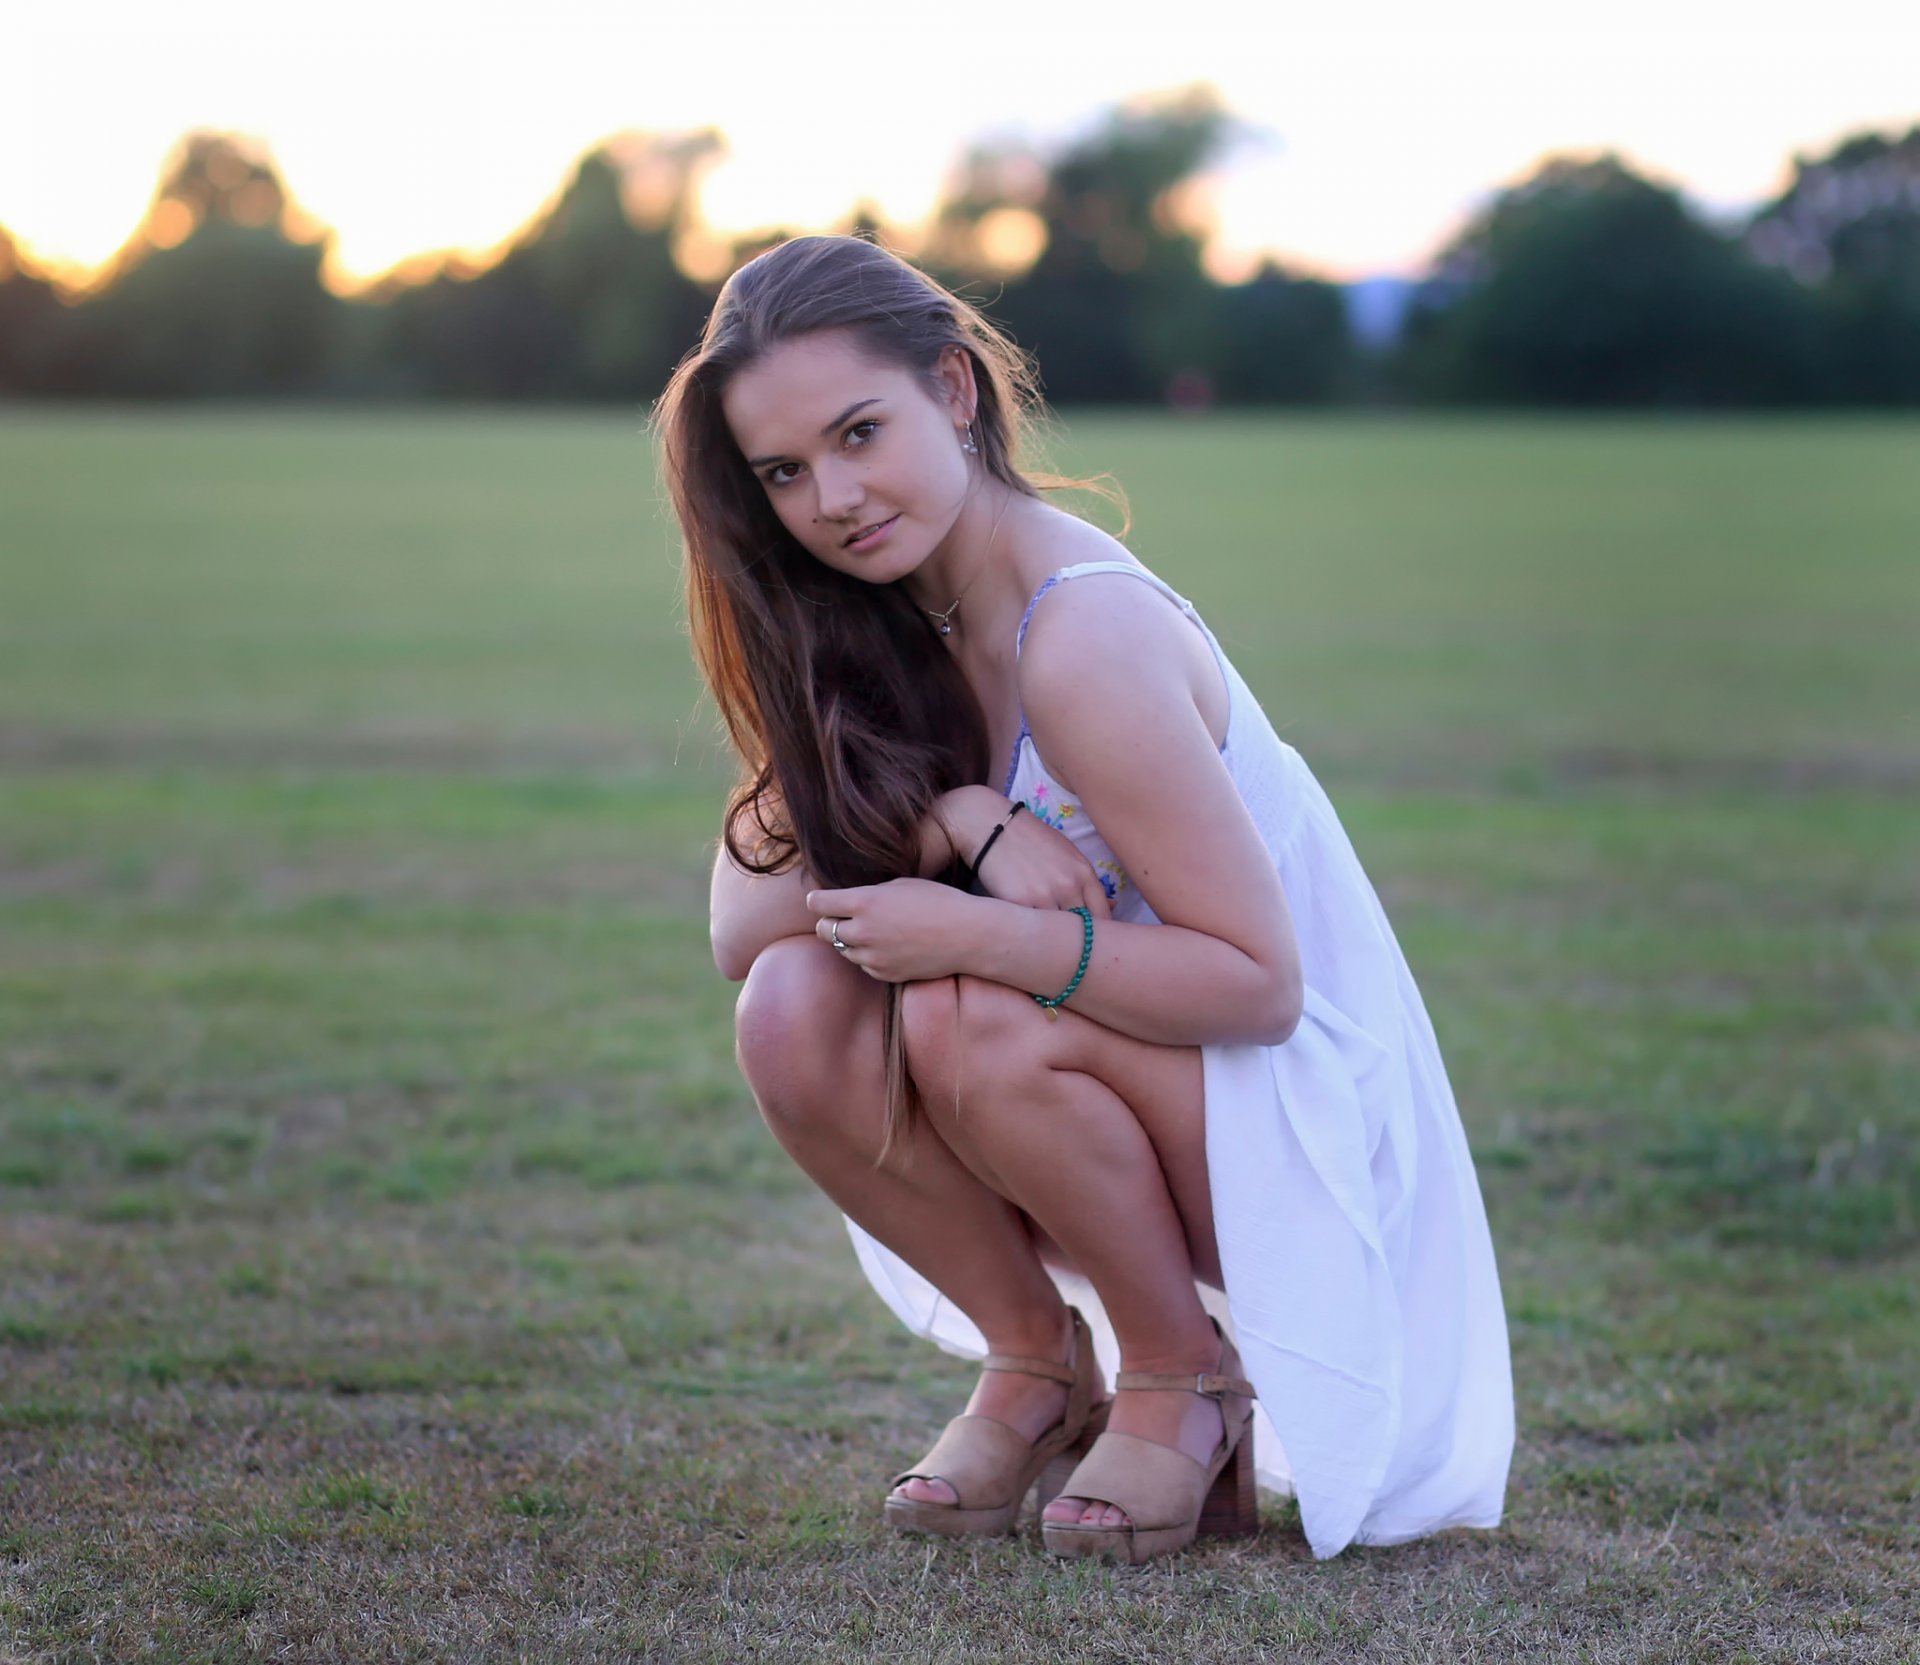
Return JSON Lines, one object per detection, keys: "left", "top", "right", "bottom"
{"left": 965, "top": 801, "right": 1025, "bottom": 891}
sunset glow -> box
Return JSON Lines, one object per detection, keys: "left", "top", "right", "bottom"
{"left": 7, "top": 0, "right": 1916, "bottom": 296}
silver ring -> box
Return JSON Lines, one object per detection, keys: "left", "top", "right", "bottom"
{"left": 830, "top": 920, "right": 850, "bottom": 954}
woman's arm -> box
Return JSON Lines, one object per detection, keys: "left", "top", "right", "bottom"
{"left": 709, "top": 785, "right": 1015, "bottom": 981}
{"left": 710, "top": 848, "right": 815, "bottom": 982}
{"left": 948, "top": 889, "right": 1300, "bottom": 1047}
{"left": 805, "top": 577, "right": 1304, "bottom": 1046}
{"left": 979, "top": 576, "right": 1303, "bottom": 1044}
{"left": 990, "top": 576, "right": 1305, "bottom": 1044}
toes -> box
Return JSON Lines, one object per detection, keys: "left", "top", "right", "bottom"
{"left": 1042, "top": 1495, "right": 1131, "bottom": 1530}
{"left": 895, "top": 1477, "right": 957, "bottom": 1507}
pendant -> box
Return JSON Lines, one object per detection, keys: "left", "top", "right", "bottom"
{"left": 1044, "top": 1006, "right": 1059, "bottom": 1023}
{"left": 938, "top": 621, "right": 953, "bottom": 636}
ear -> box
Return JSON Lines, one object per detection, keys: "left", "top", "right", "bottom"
{"left": 933, "top": 344, "right": 978, "bottom": 424}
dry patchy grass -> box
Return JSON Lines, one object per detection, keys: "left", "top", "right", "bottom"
{"left": 3, "top": 412, "right": 1918, "bottom": 1661}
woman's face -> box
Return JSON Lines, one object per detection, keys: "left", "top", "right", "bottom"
{"left": 720, "top": 329, "right": 976, "bottom": 585}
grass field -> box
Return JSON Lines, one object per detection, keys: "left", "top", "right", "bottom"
{"left": 1, "top": 408, "right": 1917, "bottom": 1662}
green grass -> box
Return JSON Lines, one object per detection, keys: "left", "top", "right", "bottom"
{"left": 1, "top": 407, "right": 1917, "bottom": 1660}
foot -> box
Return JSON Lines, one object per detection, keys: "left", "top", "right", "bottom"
{"left": 1041, "top": 1341, "right": 1229, "bottom": 1532}
{"left": 891, "top": 1306, "right": 1097, "bottom": 1509}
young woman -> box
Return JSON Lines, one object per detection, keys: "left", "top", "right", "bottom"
{"left": 656, "top": 234, "right": 1513, "bottom": 1563}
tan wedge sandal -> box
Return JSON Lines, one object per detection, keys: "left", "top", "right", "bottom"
{"left": 883, "top": 1306, "right": 1103, "bottom": 1539}
{"left": 1040, "top": 1319, "right": 1257, "bottom": 1564}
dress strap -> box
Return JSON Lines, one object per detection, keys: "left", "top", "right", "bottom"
{"left": 1055, "top": 559, "right": 1191, "bottom": 605}
{"left": 1016, "top": 561, "right": 1191, "bottom": 657}
{"left": 1018, "top": 561, "right": 1233, "bottom": 716}
{"left": 1013, "top": 553, "right": 1190, "bottom": 652}
{"left": 1003, "top": 559, "right": 1235, "bottom": 797}
{"left": 1014, "top": 573, "right": 1067, "bottom": 659}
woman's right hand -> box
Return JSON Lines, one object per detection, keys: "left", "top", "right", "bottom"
{"left": 962, "top": 799, "right": 1113, "bottom": 919}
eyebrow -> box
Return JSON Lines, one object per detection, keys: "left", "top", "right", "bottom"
{"left": 745, "top": 398, "right": 883, "bottom": 469}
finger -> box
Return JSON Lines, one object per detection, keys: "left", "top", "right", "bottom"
{"left": 1081, "top": 874, "right": 1113, "bottom": 919}
{"left": 815, "top": 916, "right": 855, "bottom": 953}
{"left": 1053, "top": 880, "right": 1097, "bottom": 916}
{"left": 806, "top": 886, "right": 868, "bottom": 917}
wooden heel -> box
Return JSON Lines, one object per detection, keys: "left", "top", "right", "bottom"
{"left": 1197, "top": 1422, "right": 1257, "bottom": 1537}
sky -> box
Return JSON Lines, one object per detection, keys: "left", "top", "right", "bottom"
{"left": 6, "top": 0, "right": 1917, "bottom": 294}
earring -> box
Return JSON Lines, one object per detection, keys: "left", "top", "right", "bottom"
{"left": 961, "top": 423, "right": 978, "bottom": 455}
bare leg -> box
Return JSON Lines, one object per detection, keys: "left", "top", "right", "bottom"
{"left": 900, "top": 973, "right": 1230, "bottom": 1532}
{"left": 733, "top": 936, "right": 1103, "bottom": 1507}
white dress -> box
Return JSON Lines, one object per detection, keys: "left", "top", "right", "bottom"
{"left": 846, "top": 559, "right": 1515, "bottom": 1559}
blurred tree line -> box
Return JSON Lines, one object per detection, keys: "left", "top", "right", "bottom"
{"left": 1, "top": 95, "right": 1914, "bottom": 407}
{"left": 1395, "top": 131, "right": 1920, "bottom": 405}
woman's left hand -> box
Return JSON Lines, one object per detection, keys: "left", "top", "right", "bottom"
{"left": 807, "top": 879, "right": 978, "bottom": 984}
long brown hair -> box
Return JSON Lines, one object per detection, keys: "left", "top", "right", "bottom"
{"left": 653, "top": 233, "right": 1106, "bottom": 1162}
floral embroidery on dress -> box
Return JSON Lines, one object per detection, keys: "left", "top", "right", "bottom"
{"left": 1021, "top": 789, "right": 1131, "bottom": 902}
{"left": 1024, "top": 787, "right": 1071, "bottom": 835}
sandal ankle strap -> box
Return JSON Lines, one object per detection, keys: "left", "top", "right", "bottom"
{"left": 1113, "top": 1369, "right": 1256, "bottom": 1400}
{"left": 980, "top": 1307, "right": 1092, "bottom": 1389}
{"left": 980, "top": 1352, "right": 1076, "bottom": 1385}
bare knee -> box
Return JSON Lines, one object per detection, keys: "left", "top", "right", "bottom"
{"left": 956, "top": 975, "right": 1051, "bottom": 1061}
{"left": 898, "top": 976, "right": 959, "bottom": 1101}
{"left": 901, "top": 974, "right": 1049, "bottom": 1119}
{"left": 909, "top": 977, "right": 1171, "bottom": 1184}
{"left": 734, "top": 935, "right": 877, "bottom": 1141}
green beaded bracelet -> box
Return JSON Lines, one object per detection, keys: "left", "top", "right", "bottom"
{"left": 1033, "top": 905, "right": 1094, "bottom": 1017}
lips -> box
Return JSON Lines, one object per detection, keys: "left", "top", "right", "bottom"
{"left": 845, "top": 514, "right": 898, "bottom": 549}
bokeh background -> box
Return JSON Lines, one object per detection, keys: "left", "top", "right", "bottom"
{"left": 2, "top": 6, "right": 1917, "bottom": 1660}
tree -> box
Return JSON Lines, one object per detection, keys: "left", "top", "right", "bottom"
{"left": 1211, "top": 261, "right": 1351, "bottom": 405}
{"left": 1395, "top": 154, "right": 1823, "bottom": 406}
{"left": 0, "top": 228, "right": 67, "bottom": 393}
{"left": 992, "top": 86, "right": 1241, "bottom": 403}
{"left": 50, "top": 132, "right": 339, "bottom": 397}
{"left": 370, "top": 132, "right": 720, "bottom": 401}
{"left": 1748, "top": 126, "right": 1920, "bottom": 403}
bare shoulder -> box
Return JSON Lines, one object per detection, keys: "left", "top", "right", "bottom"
{"left": 1012, "top": 500, "right": 1172, "bottom": 642}
{"left": 1021, "top": 562, "right": 1175, "bottom": 659}
{"left": 1017, "top": 534, "right": 1212, "bottom": 695}
{"left": 1016, "top": 551, "right": 1228, "bottom": 783}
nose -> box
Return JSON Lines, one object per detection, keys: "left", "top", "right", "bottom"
{"left": 814, "top": 456, "right": 866, "bottom": 524}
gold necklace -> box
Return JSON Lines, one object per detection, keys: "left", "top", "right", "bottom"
{"left": 925, "top": 490, "right": 1013, "bottom": 638}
